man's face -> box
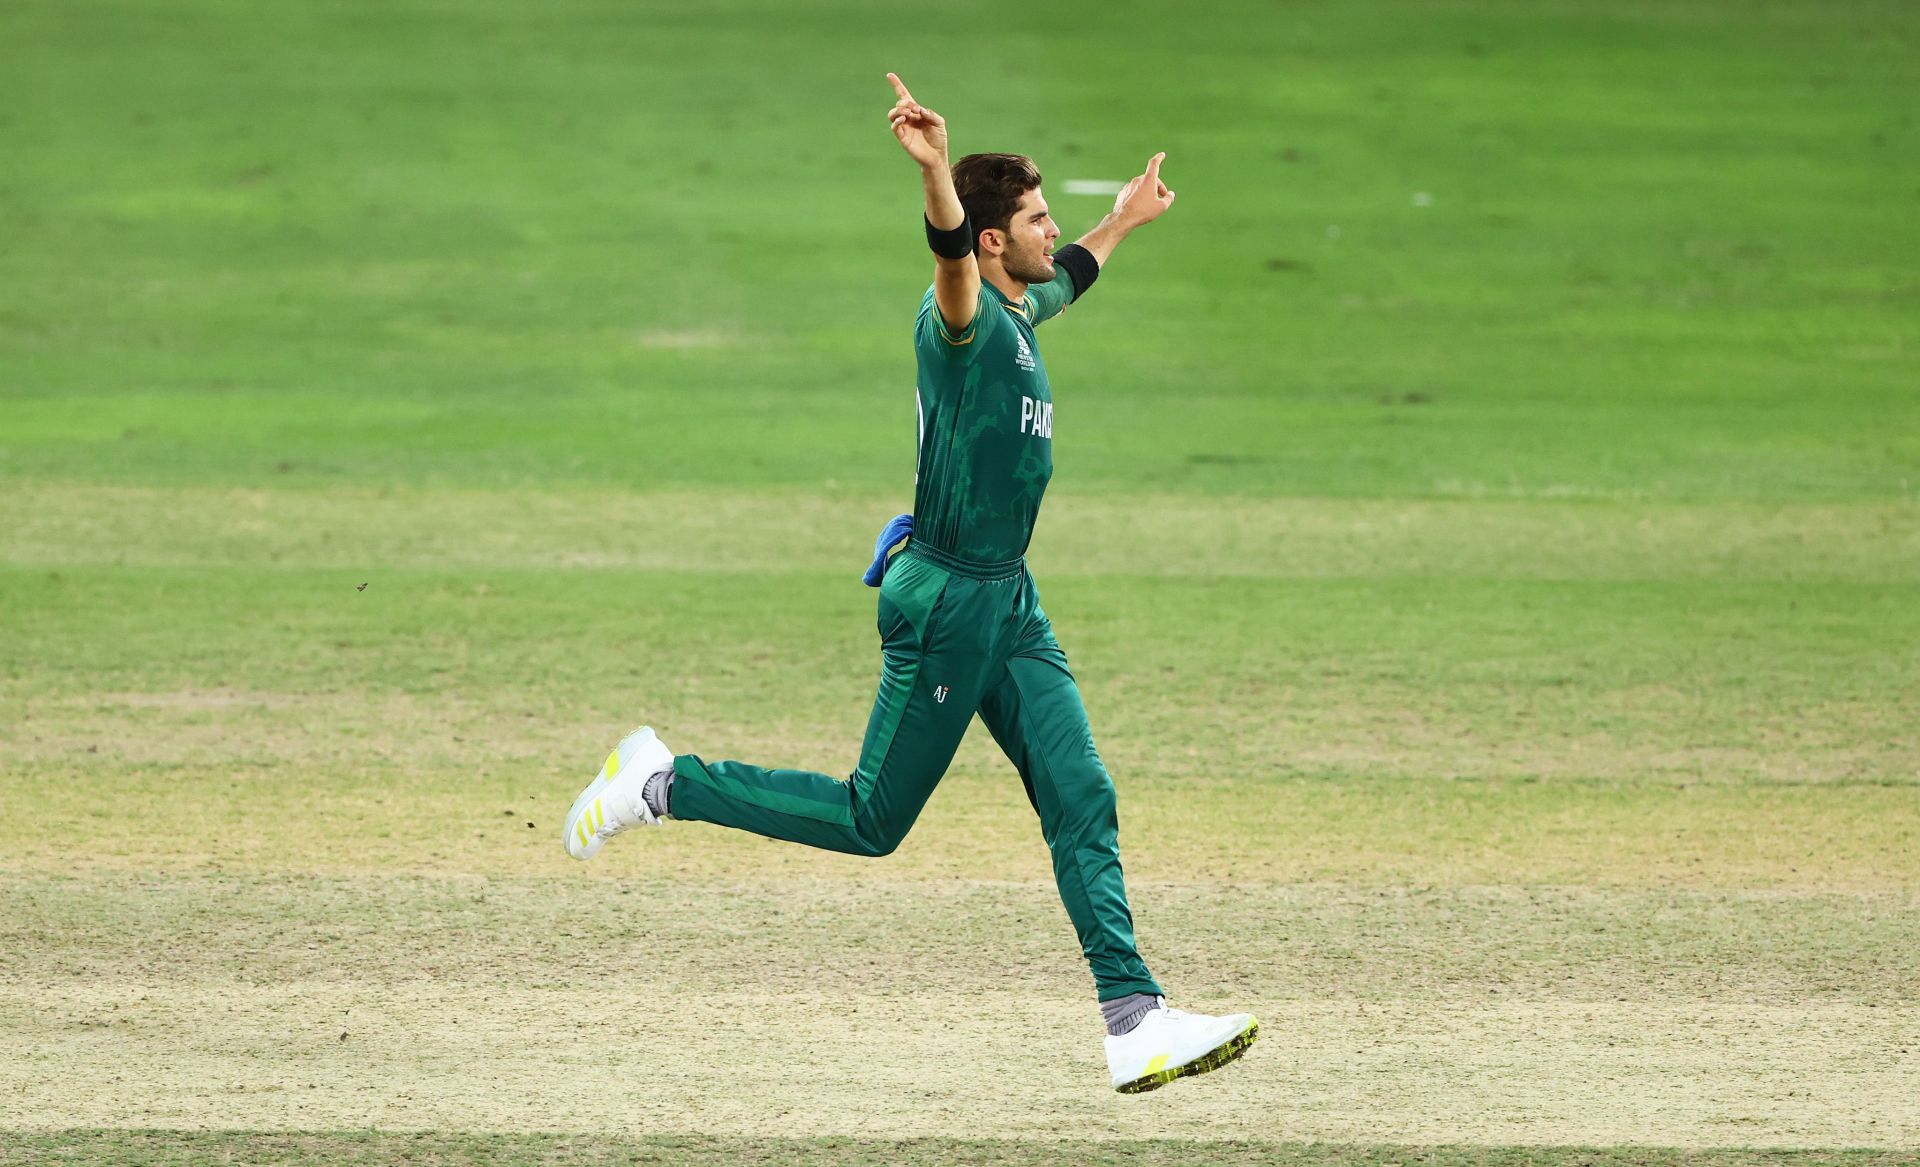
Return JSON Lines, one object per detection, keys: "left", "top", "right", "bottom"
{"left": 994, "top": 186, "right": 1060, "bottom": 284}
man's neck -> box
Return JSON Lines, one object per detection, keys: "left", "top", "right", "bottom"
{"left": 980, "top": 259, "right": 1028, "bottom": 302}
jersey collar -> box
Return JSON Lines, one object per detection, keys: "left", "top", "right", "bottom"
{"left": 983, "top": 279, "right": 1032, "bottom": 320}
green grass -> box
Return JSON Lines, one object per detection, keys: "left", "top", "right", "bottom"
{"left": 2, "top": 0, "right": 1918, "bottom": 1160}
{"left": 2, "top": 0, "right": 1915, "bottom": 498}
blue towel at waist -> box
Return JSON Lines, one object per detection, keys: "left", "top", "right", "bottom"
{"left": 862, "top": 513, "right": 914, "bottom": 586}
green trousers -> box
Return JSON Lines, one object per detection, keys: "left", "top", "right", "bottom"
{"left": 669, "top": 542, "right": 1163, "bottom": 1001}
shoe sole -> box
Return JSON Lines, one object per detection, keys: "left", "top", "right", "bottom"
{"left": 562, "top": 772, "right": 612, "bottom": 859}
{"left": 1115, "top": 1016, "right": 1259, "bottom": 1095}
{"left": 563, "top": 741, "right": 627, "bottom": 859}
{"left": 564, "top": 731, "right": 670, "bottom": 859}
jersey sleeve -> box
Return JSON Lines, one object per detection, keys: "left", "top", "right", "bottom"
{"left": 915, "top": 283, "right": 999, "bottom": 363}
{"left": 1026, "top": 265, "right": 1078, "bottom": 326}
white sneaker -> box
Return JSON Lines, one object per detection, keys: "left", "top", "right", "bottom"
{"left": 562, "top": 726, "right": 675, "bottom": 860}
{"left": 1105, "top": 998, "right": 1259, "bottom": 1094}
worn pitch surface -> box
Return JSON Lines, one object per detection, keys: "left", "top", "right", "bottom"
{"left": 5, "top": 496, "right": 1916, "bottom": 1153}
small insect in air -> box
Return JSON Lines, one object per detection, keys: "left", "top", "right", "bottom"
{"left": 356, "top": 582, "right": 368, "bottom": 592}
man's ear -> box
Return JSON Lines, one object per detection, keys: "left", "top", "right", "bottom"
{"left": 977, "top": 227, "right": 1005, "bottom": 257}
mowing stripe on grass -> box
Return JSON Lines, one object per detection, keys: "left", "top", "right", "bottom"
{"left": 6, "top": 484, "right": 1918, "bottom": 581}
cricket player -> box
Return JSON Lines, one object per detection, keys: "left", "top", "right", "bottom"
{"left": 562, "top": 74, "right": 1257, "bottom": 1094}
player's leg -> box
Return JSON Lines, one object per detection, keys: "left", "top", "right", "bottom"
{"left": 578, "top": 555, "right": 986, "bottom": 858}
{"left": 977, "top": 601, "right": 1257, "bottom": 1093}
{"left": 975, "top": 634, "right": 1162, "bottom": 1001}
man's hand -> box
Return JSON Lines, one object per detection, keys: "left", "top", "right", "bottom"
{"left": 1112, "top": 152, "right": 1176, "bottom": 228}
{"left": 887, "top": 73, "right": 949, "bottom": 171}
{"left": 886, "top": 72, "right": 975, "bottom": 333}
{"left": 1067, "top": 152, "right": 1176, "bottom": 271}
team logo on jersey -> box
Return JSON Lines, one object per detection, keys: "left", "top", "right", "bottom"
{"left": 1014, "top": 333, "right": 1036, "bottom": 372}
{"left": 1019, "top": 396, "right": 1054, "bottom": 439}
{"left": 933, "top": 685, "right": 949, "bottom": 704}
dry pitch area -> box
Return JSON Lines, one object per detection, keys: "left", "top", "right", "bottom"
{"left": 3, "top": 491, "right": 1917, "bottom": 1163}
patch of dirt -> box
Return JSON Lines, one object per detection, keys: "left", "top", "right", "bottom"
{"left": 3, "top": 981, "right": 1913, "bottom": 1146}
{"left": 4, "top": 875, "right": 1914, "bottom": 1006}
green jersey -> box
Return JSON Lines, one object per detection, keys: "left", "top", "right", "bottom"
{"left": 911, "top": 267, "right": 1078, "bottom": 563}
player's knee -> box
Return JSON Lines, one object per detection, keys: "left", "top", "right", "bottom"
{"left": 850, "top": 820, "right": 908, "bottom": 858}
{"left": 851, "top": 833, "right": 903, "bottom": 858}
{"left": 1054, "top": 767, "right": 1119, "bottom": 835}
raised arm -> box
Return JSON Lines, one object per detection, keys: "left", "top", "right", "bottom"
{"left": 887, "top": 72, "right": 978, "bottom": 334}
{"left": 1071, "top": 151, "right": 1178, "bottom": 270}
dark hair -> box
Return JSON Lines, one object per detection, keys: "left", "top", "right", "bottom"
{"left": 951, "top": 153, "right": 1041, "bottom": 249}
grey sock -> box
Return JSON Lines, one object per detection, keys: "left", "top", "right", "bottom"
{"left": 642, "top": 770, "right": 673, "bottom": 819}
{"left": 1102, "top": 993, "right": 1162, "bottom": 1036}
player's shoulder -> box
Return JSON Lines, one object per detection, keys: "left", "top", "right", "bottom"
{"left": 915, "top": 282, "right": 997, "bottom": 352}
{"left": 915, "top": 280, "right": 994, "bottom": 312}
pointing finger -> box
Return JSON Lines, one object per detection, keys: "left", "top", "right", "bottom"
{"left": 1144, "top": 151, "right": 1165, "bottom": 182}
{"left": 886, "top": 72, "right": 914, "bottom": 102}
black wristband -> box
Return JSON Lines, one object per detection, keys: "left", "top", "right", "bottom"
{"left": 1053, "top": 243, "right": 1100, "bottom": 298}
{"left": 925, "top": 214, "right": 974, "bottom": 260}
